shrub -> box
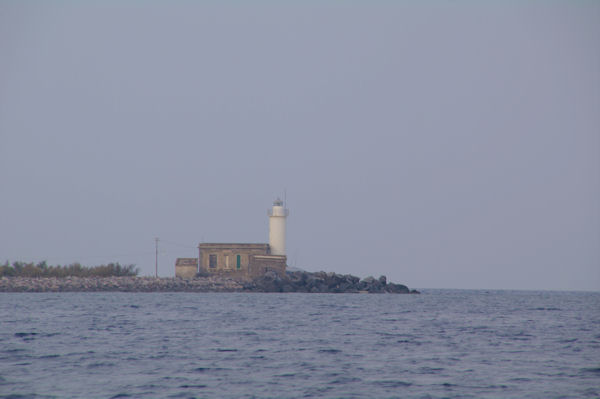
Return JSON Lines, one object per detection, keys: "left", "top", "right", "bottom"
{"left": 0, "top": 261, "right": 139, "bottom": 278}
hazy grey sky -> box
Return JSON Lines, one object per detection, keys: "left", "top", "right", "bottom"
{"left": 1, "top": 2, "right": 598, "bottom": 291}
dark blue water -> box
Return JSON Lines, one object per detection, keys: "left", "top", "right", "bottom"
{"left": 1, "top": 290, "right": 599, "bottom": 398}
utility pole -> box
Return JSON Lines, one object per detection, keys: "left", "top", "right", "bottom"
{"left": 155, "top": 237, "right": 159, "bottom": 278}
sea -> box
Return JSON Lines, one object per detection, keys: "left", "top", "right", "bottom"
{"left": 1, "top": 290, "right": 599, "bottom": 399}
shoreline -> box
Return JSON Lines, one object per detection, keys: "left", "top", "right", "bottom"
{"left": 0, "top": 272, "right": 419, "bottom": 294}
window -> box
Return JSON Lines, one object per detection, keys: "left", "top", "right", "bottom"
{"left": 236, "top": 255, "right": 241, "bottom": 269}
{"left": 225, "top": 255, "right": 229, "bottom": 268}
{"left": 209, "top": 254, "right": 217, "bottom": 269}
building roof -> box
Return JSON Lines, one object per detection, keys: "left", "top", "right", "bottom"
{"left": 198, "top": 243, "right": 269, "bottom": 250}
{"left": 175, "top": 258, "right": 198, "bottom": 266}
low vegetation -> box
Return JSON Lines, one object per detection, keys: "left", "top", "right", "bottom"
{"left": 0, "top": 261, "right": 138, "bottom": 278}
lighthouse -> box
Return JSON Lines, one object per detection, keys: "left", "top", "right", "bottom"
{"left": 176, "top": 199, "right": 289, "bottom": 278}
{"left": 268, "top": 198, "right": 289, "bottom": 256}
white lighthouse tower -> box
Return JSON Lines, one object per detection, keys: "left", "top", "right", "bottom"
{"left": 268, "top": 198, "right": 289, "bottom": 256}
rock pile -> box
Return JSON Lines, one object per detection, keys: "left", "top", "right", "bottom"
{"left": 245, "top": 271, "right": 419, "bottom": 294}
{"left": 0, "top": 276, "right": 244, "bottom": 292}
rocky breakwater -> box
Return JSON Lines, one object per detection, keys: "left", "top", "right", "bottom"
{"left": 0, "top": 276, "right": 244, "bottom": 292}
{"left": 0, "top": 273, "right": 419, "bottom": 293}
{"left": 244, "top": 271, "right": 420, "bottom": 293}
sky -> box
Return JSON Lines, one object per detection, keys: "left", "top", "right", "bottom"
{"left": 1, "top": 2, "right": 598, "bottom": 291}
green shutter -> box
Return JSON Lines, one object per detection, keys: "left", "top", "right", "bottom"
{"left": 236, "top": 255, "right": 241, "bottom": 269}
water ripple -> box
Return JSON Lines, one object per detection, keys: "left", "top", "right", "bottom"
{"left": 0, "top": 291, "right": 598, "bottom": 398}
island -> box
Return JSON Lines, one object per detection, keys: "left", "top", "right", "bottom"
{"left": 0, "top": 261, "right": 418, "bottom": 293}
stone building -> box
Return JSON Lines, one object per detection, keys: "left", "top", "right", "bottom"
{"left": 197, "top": 243, "right": 286, "bottom": 279}
{"left": 175, "top": 199, "right": 289, "bottom": 279}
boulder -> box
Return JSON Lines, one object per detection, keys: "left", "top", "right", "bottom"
{"left": 385, "top": 283, "right": 409, "bottom": 294}
{"left": 362, "top": 276, "right": 376, "bottom": 284}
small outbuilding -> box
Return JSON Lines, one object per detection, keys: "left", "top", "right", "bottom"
{"left": 174, "top": 258, "right": 198, "bottom": 279}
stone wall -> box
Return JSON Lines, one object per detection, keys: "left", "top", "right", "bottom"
{"left": 175, "top": 265, "right": 197, "bottom": 279}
